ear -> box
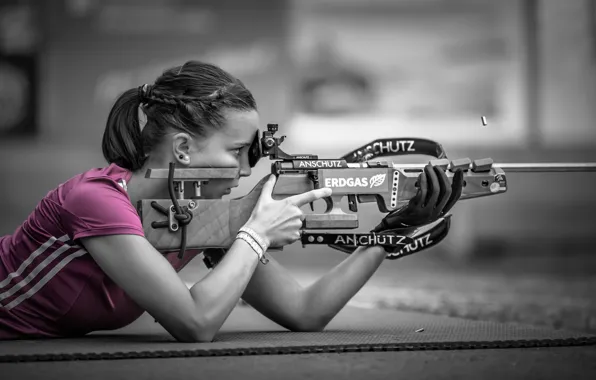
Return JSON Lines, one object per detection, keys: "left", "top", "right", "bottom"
{"left": 172, "top": 132, "right": 192, "bottom": 166}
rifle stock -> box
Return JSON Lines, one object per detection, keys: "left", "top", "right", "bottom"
{"left": 139, "top": 175, "right": 269, "bottom": 252}
{"left": 139, "top": 162, "right": 506, "bottom": 251}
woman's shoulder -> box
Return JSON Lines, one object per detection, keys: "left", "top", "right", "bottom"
{"left": 1, "top": 163, "right": 142, "bottom": 259}
{"left": 57, "top": 163, "right": 143, "bottom": 240}
{"left": 65, "top": 163, "right": 132, "bottom": 192}
{"left": 54, "top": 163, "right": 131, "bottom": 205}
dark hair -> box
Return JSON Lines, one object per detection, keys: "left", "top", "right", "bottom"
{"left": 101, "top": 61, "right": 258, "bottom": 171}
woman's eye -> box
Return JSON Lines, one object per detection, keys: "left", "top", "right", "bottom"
{"left": 232, "top": 148, "right": 241, "bottom": 156}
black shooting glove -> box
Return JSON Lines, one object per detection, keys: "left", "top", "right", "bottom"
{"left": 373, "top": 163, "right": 464, "bottom": 232}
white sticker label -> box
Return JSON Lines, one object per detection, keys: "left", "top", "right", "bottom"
{"left": 323, "top": 173, "right": 387, "bottom": 188}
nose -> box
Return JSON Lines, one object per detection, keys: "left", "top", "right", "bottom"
{"left": 239, "top": 154, "right": 252, "bottom": 178}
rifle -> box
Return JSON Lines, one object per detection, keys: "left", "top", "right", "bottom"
{"left": 138, "top": 124, "right": 596, "bottom": 258}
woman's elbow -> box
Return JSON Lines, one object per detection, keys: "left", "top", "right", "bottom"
{"left": 176, "top": 328, "right": 216, "bottom": 343}
{"left": 288, "top": 317, "right": 328, "bottom": 333}
{"left": 291, "top": 324, "right": 325, "bottom": 333}
{"left": 170, "top": 317, "right": 218, "bottom": 343}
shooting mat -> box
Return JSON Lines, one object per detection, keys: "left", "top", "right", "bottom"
{"left": 2, "top": 305, "right": 596, "bottom": 379}
{"left": 1, "top": 305, "right": 594, "bottom": 362}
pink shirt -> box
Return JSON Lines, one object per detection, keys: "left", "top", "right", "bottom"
{"left": 0, "top": 163, "right": 202, "bottom": 339}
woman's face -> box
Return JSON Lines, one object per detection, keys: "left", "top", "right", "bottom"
{"left": 178, "top": 109, "right": 260, "bottom": 199}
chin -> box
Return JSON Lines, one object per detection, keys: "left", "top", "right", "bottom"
{"left": 207, "top": 188, "right": 231, "bottom": 199}
{"left": 200, "top": 184, "right": 233, "bottom": 198}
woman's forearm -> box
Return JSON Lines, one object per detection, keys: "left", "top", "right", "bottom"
{"left": 301, "top": 246, "right": 387, "bottom": 329}
{"left": 188, "top": 239, "right": 260, "bottom": 338}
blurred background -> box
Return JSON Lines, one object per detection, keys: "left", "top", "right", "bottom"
{"left": 0, "top": 0, "right": 595, "bottom": 332}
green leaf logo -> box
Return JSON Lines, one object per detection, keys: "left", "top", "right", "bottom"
{"left": 369, "top": 173, "right": 386, "bottom": 188}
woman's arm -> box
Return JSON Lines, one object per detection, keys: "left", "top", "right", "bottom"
{"left": 240, "top": 245, "right": 387, "bottom": 332}
{"left": 79, "top": 176, "right": 329, "bottom": 341}
{"left": 300, "top": 245, "right": 387, "bottom": 327}
{"left": 241, "top": 162, "right": 464, "bottom": 331}
{"left": 81, "top": 234, "right": 260, "bottom": 342}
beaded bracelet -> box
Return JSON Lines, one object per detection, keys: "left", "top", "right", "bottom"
{"left": 236, "top": 232, "right": 269, "bottom": 265}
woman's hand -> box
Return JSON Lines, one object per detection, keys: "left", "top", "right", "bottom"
{"left": 245, "top": 175, "right": 332, "bottom": 247}
{"left": 373, "top": 163, "right": 464, "bottom": 232}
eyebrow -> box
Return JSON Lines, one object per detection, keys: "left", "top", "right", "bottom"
{"left": 230, "top": 140, "right": 252, "bottom": 148}
{"left": 229, "top": 130, "right": 259, "bottom": 148}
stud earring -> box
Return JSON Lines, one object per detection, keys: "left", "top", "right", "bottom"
{"left": 179, "top": 154, "right": 184, "bottom": 160}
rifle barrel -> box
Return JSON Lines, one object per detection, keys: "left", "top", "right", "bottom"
{"left": 391, "top": 162, "right": 596, "bottom": 172}
{"left": 493, "top": 163, "right": 596, "bottom": 172}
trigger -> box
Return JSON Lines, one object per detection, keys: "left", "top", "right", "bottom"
{"left": 309, "top": 202, "right": 315, "bottom": 212}
{"left": 348, "top": 194, "right": 358, "bottom": 212}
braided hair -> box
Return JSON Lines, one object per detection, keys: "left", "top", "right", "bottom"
{"left": 101, "top": 61, "right": 258, "bottom": 171}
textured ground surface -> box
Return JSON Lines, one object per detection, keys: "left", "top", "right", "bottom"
{"left": 180, "top": 243, "right": 596, "bottom": 335}
{"left": 2, "top": 305, "right": 595, "bottom": 380}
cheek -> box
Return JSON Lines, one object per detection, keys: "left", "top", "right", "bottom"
{"left": 204, "top": 179, "right": 233, "bottom": 190}
{"left": 197, "top": 153, "right": 239, "bottom": 168}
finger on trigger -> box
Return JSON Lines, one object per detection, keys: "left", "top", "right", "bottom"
{"left": 289, "top": 187, "right": 332, "bottom": 207}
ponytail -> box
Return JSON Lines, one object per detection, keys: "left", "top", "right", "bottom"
{"left": 101, "top": 88, "right": 147, "bottom": 171}
{"left": 102, "top": 60, "right": 258, "bottom": 172}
